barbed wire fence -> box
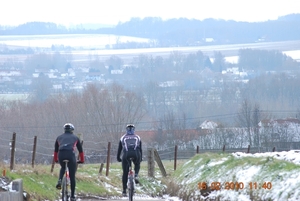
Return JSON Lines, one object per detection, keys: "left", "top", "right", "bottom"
{"left": 1, "top": 131, "right": 291, "bottom": 177}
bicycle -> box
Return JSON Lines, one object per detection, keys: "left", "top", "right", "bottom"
{"left": 60, "top": 160, "right": 83, "bottom": 201}
{"left": 61, "top": 160, "right": 70, "bottom": 201}
{"left": 127, "top": 158, "right": 135, "bottom": 201}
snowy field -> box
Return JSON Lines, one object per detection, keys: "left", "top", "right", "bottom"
{"left": 0, "top": 34, "right": 151, "bottom": 49}
{"left": 174, "top": 150, "right": 300, "bottom": 201}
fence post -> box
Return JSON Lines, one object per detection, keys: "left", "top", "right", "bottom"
{"left": 147, "top": 148, "right": 155, "bottom": 177}
{"left": 272, "top": 147, "right": 276, "bottom": 152}
{"left": 222, "top": 145, "right": 226, "bottom": 152}
{"left": 99, "top": 163, "right": 104, "bottom": 175}
{"left": 247, "top": 145, "right": 250, "bottom": 153}
{"left": 32, "top": 136, "right": 37, "bottom": 168}
{"left": 196, "top": 145, "right": 199, "bottom": 154}
{"left": 106, "top": 142, "right": 111, "bottom": 176}
{"left": 50, "top": 157, "right": 55, "bottom": 173}
{"left": 153, "top": 149, "right": 167, "bottom": 177}
{"left": 174, "top": 145, "right": 178, "bottom": 171}
{"left": 10, "top": 132, "right": 16, "bottom": 170}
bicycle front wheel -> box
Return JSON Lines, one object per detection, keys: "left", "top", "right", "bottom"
{"left": 128, "top": 176, "right": 134, "bottom": 201}
{"left": 61, "top": 177, "right": 69, "bottom": 201}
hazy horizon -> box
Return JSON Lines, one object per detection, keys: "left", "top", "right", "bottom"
{"left": 1, "top": 0, "right": 300, "bottom": 27}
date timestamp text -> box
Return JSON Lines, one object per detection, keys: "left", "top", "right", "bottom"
{"left": 198, "top": 182, "right": 272, "bottom": 190}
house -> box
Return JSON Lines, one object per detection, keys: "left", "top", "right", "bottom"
{"left": 204, "top": 38, "right": 215, "bottom": 43}
{"left": 199, "top": 120, "right": 218, "bottom": 129}
{"left": 259, "top": 118, "right": 300, "bottom": 127}
{"left": 258, "top": 118, "right": 300, "bottom": 149}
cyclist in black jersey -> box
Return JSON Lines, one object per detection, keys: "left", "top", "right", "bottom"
{"left": 53, "top": 123, "right": 84, "bottom": 201}
{"left": 117, "top": 124, "right": 143, "bottom": 197}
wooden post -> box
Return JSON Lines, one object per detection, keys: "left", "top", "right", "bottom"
{"left": 10, "top": 132, "right": 16, "bottom": 171}
{"left": 222, "top": 145, "right": 226, "bottom": 152}
{"left": 154, "top": 149, "right": 167, "bottom": 177}
{"left": 174, "top": 145, "right": 178, "bottom": 171}
{"left": 50, "top": 157, "right": 55, "bottom": 173}
{"left": 196, "top": 145, "right": 199, "bottom": 154}
{"left": 272, "top": 147, "right": 276, "bottom": 152}
{"left": 32, "top": 136, "right": 37, "bottom": 168}
{"left": 106, "top": 142, "right": 111, "bottom": 176}
{"left": 99, "top": 163, "right": 104, "bottom": 175}
{"left": 147, "top": 148, "right": 155, "bottom": 177}
{"left": 247, "top": 145, "right": 250, "bottom": 153}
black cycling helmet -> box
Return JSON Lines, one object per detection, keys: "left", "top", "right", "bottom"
{"left": 64, "top": 123, "right": 75, "bottom": 133}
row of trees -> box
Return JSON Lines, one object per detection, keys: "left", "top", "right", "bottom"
{"left": 0, "top": 84, "right": 147, "bottom": 162}
{"left": 1, "top": 14, "right": 300, "bottom": 46}
{"left": 1, "top": 81, "right": 300, "bottom": 161}
{"left": 3, "top": 47, "right": 297, "bottom": 75}
{"left": 238, "top": 49, "right": 298, "bottom": 71}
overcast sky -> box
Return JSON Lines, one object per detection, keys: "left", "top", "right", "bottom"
{"left": 1, "top": 0, "right": 300, "bottom": 26}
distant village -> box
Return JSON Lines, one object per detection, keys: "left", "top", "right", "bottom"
{"left": 0, "top": 63, "right": 249, "bottom": 97}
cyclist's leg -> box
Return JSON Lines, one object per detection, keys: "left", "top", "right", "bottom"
{"left": 56, "top": 151, "right": 67, "bottom": 189}
{"left": 121, "top": 152, "right": 130, "bottom": 193}
{"left": 68, "top": 153, "right": 77, "bottom": 199}
{"left": 58, "top": 151, "right": 67, "bottom": 180}
{"left": 133, "top": 150, "right": 141, "bottom": 175}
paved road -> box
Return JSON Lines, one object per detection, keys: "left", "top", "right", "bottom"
{"left": 61, "top": 40, "right": 300, "bottom": 63}
{"left": 80, "top": 199, "right": 166, "bottom": 201}
{"left": 101, "top": 199, "right": 168, "bottom": 201}
{"left": 75, "top": 194, "right": 179, "bottom": 201}
{"left": 78, "top": 197, "right": 175, "bottom": 201}
{"left": 79, "top": 199, "right": 172, "bottom": 201}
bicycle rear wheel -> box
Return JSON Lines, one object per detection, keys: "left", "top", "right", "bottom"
{"left": 128, "top": 176, "right": 134, "bottom": 201}
{"left": 61, "top": 177, "right": 69, "bottom": 201}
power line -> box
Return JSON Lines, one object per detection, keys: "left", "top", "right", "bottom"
{"left": 0, "top": 110, "right": 298, "bottom": 129}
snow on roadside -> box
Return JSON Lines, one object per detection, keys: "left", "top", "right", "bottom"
{"left": 173, "top": 150, "right": 300, "bottom": 201}
{"left": 4, "top": 150, "right": 300, "bottom": 200}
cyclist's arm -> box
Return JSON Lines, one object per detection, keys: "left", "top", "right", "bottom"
{"left": 76, "top": 138, "right": 83, "bottom": 153}
{"left": 76, "top": 139, "right": 84, "bottom": 163}
{"left": 53, "top": 139, "right": 59, "bottom": 162}
{"left": 117, "top": 140, "right": 122, "bottom": 159}
{"left": 54, "top": 139, "right": 59, "bottom": 152}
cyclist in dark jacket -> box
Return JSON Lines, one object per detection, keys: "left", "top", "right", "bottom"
{"left": 53, "top": 123, "right": 84, "bottom": 201}
{"left": 117, "top": 124, "right": 142, "bottom": 197}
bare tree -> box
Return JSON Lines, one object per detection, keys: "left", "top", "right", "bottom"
{"left": 212, "top": 51, "right": 226, "bottom": 72}
{"left": 81, "top": 83, "right": 147, "bottom": 143}
{"left": 237, "top": 99, "right": 253, "bottom": 145}
{"left": 30, "top": 72, "right": 53, "bottom": 102}
{"left": 106, "top": 55, "right": 123, "bottom": 70}
{"left": 252, "top": 103, "right": 261, "bottom": 149}
{"left": 142, "top": 81, "right": 160, "bottom": 116}
{"left": 169, "top": 51, "right": 185, "bottom": 73}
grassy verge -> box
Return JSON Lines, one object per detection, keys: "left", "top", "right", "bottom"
{"left": 0, "top": 161, "right": 173, "bottom": 201}
{"left": 4, "top": 152, "right": 298, "bottom": 201}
